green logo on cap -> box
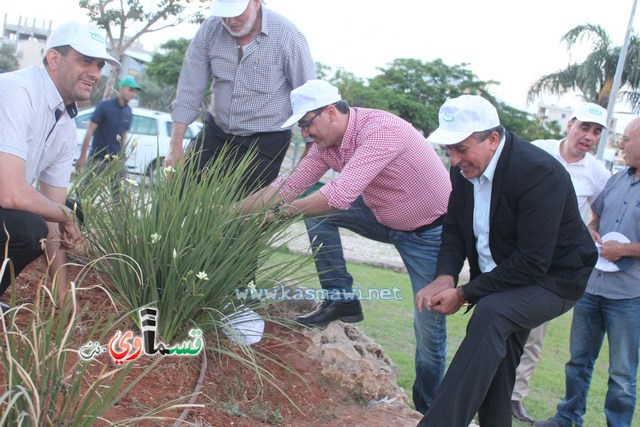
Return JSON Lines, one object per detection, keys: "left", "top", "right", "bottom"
{"left": 442, "top": 112, "right": 455, "bottom": 122}
{"left": 90, "top": 32, "right": 105, "bottom": 44}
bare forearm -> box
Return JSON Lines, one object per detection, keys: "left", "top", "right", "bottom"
{"left": 237, "top": 186, "right": 280, "bottom": 214}
{"left": 605, "top": 242, "right": 640, "bottom": 259}
{"left": 1, "top": 186, "right": 71, "bottom": 224}
{"left": 170, "top": 122, "right": 188, "bottom": 151}
{"left": 624, "top": 243, "right": 640, "bottom": 258}
{"left": 282, "top": 191, "right": 336, "bottom": 218}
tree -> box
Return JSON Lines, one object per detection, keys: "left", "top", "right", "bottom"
{"left": 366, "top": 58, "right": 497, "bottom": 135}
{"left": 79, "top": 0, "right": 208, "bottom": 100}
{"left": 315, "top": 61, "right": 332, "bottom": 80}
{"left": 135, "top": 72, "right": 176, "bottom": 111}
{"left": 323, "top": 58, "right": 556, "bottom": 141}
{"left": 497, "top": 101, "right": 564, "bottom": 141}
{"left": 528, "top": 24, "right": 640, "bottom": 110}
{"left": 145, "top": 38, "right": 190, "bottom": 88}
{"left": 328, "top": 68, "right": 397, "bottom": 111}
{"left": 0, "top": 44, "right": 21, "bottom": 72}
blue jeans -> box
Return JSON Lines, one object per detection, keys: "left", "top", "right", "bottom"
{"left": 304, "top": 196, "right": 446, "bottom": 414}
{"left": 554, "top": 292, "right": 640, "bottom": 427}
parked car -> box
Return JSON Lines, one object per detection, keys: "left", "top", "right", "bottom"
{"left": 74, "top": 107, "right": 202, "bottom": 177}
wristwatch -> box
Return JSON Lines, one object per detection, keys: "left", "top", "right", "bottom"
{"left": 456, "top": 286, "right": 472, "bottom": 307}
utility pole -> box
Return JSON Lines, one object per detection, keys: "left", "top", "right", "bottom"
{"left": 597, "top": 0, "right": 638, "bottom": 160}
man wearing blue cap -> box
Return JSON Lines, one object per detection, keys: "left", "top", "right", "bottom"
{"left": 165, "top": 0, "right": 315, "bottom": 194}
{"left": 0, "top": 21, "right": 119, "bottom": 311}
{"left": 77, "top": 76, "right": 141, "bottom": 198}
{"left": 416, "top": 95, "right": 597, "bottom": 426}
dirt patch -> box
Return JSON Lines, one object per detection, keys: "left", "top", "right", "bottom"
{"left": 0, "top": 257, "right": 421, "bottom": 426}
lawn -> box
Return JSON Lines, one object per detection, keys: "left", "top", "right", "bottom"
{"left": 270, "top": 250, "right": 639, "bottom": 426}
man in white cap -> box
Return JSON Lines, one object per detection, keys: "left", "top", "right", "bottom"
{"left": 534, "top": 116, "right": 640, "bottom": 427}
{"left": 238, "top": 79, "right": 451, "bottom": 414}
{"left": 165, "top": 0, "right": 315, "bottom": 194}
{"left": 511, "top": 102, "right": 611, "bottom": 423}
{"left": 0, "top": 21, "right": 119, "bottom": 311}
{"left": 415, "top": 95, "right": 597, "bottom": 426}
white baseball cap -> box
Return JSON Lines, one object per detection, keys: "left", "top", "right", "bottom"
{"left": 426, "top": 95, "right": 501, "bottom": 146}
{"left": 210, "top": 0, "right": 250, "bottom": 17}
{"left": 281, "top": 80, "right": 342, "bottom": 128}
{"left": 572, "top": 102, "right": 608, "bottom": 128}
{"left": 47, "top": 21, "right": 120, "bottom": 67}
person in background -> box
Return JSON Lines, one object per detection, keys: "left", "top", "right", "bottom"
{"left": 164, "top": 0, "right": 316, "bottom": 194}
{"left": 535, "top": 116, "right": 640, "bottom": 427}
{"left": 0, "top": 21, "right": 119, "bottom": 311}
{"left": 511, "top": 102, "right": 611, "bottom": 423}
{"left": 237, "top": 80, "right": 451, "bottom": 415}
{"left": 416, "top": 95, "right": 597, "bottom": 427}
{"left": 76, "top": 76, "right": 141, "bottom": 199}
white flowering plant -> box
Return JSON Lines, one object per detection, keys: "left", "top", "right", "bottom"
{"left": 75, "top": 146, "right": 311, "bottom": 342}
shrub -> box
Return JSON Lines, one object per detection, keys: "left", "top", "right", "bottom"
{"left": 76, "top": 148, "right": 310, "bottom": 342}
{"left": 0, "top": 269, "right": 185, "bottom": 425}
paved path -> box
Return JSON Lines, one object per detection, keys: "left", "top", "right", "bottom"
{"left": 279, "top": 222, "right": 471, "bottom": 283}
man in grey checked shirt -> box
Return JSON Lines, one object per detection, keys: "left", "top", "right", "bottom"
{"left": 165, "top": 0, "right": 316, "bottom": 194}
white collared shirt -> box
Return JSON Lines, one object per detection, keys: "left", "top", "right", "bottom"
{"left": 463, "top": 135, "right": 506, "bottom": 273}
{"left": 0, "top": 66, "right": 77, "bottom": 187}
{"left": 532, "top": 139, "right": 610, "bottom": 222}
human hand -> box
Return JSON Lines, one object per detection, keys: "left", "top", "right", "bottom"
{"left": 589, "top": 229, "right": 602, "bottom": 245}
{"left": 427, "top": 288, "right": 462, "bottom": 315}
{"left": 75, "top": 155, "right": 87, "bottom": 170}
{"left": 163, "top": 146, "right": 184, "bottom": 168}
{"left": 600, "top": 240, "right": 626, "bottom": 262}
{"left": 58, "top": 216, "right": 81, "bottom": 250}
{"left": 415, "top": 275, "right": 455, "bottom": 313}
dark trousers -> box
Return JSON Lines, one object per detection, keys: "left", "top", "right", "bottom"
{"left": 0, "top": 199, "right": 83, "bottom": 298}
{"left": 0, "top": 208, "right": 48, "bottom": 297}
{"left": 419, "top": 284, "right": 576, "bottom": 427}
{"left": 186, "top": 114, "right": 292, "bottom": 195}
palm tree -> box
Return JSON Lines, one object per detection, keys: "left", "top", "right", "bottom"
{"left": 528, "top": 24, "right": 640, "bottom": 111}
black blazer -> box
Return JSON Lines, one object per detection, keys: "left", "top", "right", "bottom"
{"left": 436, "top": 132, "right": 597, "bottom": 302}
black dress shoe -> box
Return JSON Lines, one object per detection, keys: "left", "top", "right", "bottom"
{"left": 511, "top": 400, "right": 534, "bottom": 423}
{"left": 295, "top": 299, "right": 364, "bottom": 327}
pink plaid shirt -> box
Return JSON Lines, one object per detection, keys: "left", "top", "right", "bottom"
{"left": 273, "top": 107, "right": 450, "bottom": 231}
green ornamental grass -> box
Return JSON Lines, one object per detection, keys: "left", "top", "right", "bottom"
{"left": 0, "top": 264, "right": 187, "bottom": 426}
{"left": 76, "top": 147, "right": 310, "bottom": 343}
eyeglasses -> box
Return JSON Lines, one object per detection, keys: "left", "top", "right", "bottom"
{"left": 298, "top": 109, "right": 324, "bottom": 130}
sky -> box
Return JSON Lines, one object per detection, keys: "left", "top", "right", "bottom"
{"left": 3, "top": 0, "right": 639, "bottom": 115}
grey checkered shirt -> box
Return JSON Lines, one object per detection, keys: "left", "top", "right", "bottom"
{"left": 171, "top": 8, "right": 316, "bottom": 136}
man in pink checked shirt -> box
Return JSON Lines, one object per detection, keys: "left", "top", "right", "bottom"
{"left": 237, "top": 79, "right": 451, "bottom": 414}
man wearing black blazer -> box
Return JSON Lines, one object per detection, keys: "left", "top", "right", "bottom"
{"left": 416, "top": 95, "right": 597, "bottom": 427}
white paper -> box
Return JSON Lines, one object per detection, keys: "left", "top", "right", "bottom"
{"left": 595, "top": 232, "right": 631, "bottom": 273}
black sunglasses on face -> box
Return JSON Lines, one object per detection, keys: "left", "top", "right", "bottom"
{"left": 298, "top": 108, "right": 325, "bottom": 130}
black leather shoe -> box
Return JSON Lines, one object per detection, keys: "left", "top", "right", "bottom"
{"left": 295, "top": 299, "right": 364, "bottom": 327}
{"left": 533, "top": 418, "right": 563, "bottom": 427}
{"left": 512, "top": 400, "right": 533, "bottom": 423}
